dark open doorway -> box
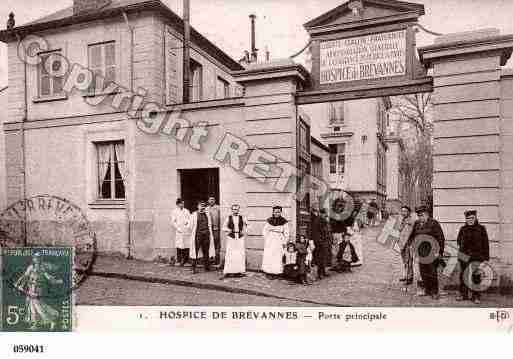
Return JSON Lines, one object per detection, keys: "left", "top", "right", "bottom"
{"left": 179, "top": 168, "right": 220, "bottom": 213}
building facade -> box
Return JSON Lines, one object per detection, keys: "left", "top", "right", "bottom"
{"left": 320, "top": 98, "right": 390, "bottom": 210}
{"left": 0, "top": 0, "right": 330, "bottom": 268}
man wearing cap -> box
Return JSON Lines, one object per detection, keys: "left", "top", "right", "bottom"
{"left": 456, "top": 210, "right": 490, "bottom": 304}
{"left": 409, "top": 205, "right": 446, "bottom": 300}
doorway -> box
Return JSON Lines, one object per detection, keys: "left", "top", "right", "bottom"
{"left": 179, "top": 168, "right": 220, "bottom": 213}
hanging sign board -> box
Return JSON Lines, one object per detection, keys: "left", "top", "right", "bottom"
{"left": 319, "top": 29, "right": 407, "bottom": 84}
{"left": 299, "top": 0, "right": 430, "bottom": 103}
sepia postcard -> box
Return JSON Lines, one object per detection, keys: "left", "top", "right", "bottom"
{"left": 0, "top": 0, "right": 512, "bottom": 344}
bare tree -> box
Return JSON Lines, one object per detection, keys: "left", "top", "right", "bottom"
{"left": 390, "top": 93, "right": 433, "bottom": 211}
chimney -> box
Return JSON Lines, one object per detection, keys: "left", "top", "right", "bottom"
{"left": 249, "top": 14, "right": 258, "bottom": 62}
{"left": 73, "top": 0, "right": 111, "bottom": 15}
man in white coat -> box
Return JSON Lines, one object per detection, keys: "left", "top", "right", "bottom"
{"left": 262, "top": 206, "right": 290, "bottom": 279}
{"left": 171, "top": 198, "right": 191, "bottom": 266}
{"left": 189, "top": 200, "right": 216, "bottom": 273}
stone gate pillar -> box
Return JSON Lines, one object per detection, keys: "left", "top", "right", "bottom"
{"left": 419, "top": 30, "right": 513, "bottom": 292}
{"left": 233, "top": 60, "right": 308, "bottom": 268}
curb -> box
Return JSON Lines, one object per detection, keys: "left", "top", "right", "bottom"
{"left": 90, "top": 270, "right": 347, "bottom": 307}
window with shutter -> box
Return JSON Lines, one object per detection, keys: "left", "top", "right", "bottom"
{"left": 189, "top": 59, "right": 203, "bottom": 101}
{"left": 167, "top": 36, "right": 179, "bottom": 104}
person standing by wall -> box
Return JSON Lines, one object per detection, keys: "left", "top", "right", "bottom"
{"left": 409, "top": 205, "right": 446, "bottom": 300}
{"left": 311, "top": 208, "right": 330, "bottom": 280}
{"left": 221, "top": 204, "right": 249, "bottom": 278}
{"left": 171, "top": 198, "right": 191, "bottom": 266}
{"left": 398, "top": 205, "right": 415, "bottom": 285}
{"left": 262, "top": 206, "right": 290, "bottom": 279}
{"left": 456, "top": 210, "right": 490, "bottom": 304}
{"left": 345, "top": 209, "right": 364, "bottom": 267}
{"left": 207, "top": 196, "right": 221, "bottom": 266}
{"left": 189, "top": 200, "right": 215, "bottom": 274}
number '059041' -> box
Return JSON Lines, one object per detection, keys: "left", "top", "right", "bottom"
{"left": 13, "top": 345, "right": 45, "bottom": 353}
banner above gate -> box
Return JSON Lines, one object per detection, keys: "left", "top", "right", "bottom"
{"left": 299, "top": 0, "right": 431, "bottom": 104}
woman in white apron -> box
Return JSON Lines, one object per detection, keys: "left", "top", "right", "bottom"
{"left": 222, "top": 204, "right": 249, "bottom": 277}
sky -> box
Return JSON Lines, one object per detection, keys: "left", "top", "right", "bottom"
{"left": 1, "top": 0, "right": 513, "bottom": 135}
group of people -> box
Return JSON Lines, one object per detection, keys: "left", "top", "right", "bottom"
{"left": 171, "top": 197, "right": 248, "bottom": 277}
{"left": 396, "top": 205, "right": 490, "bottom": 303}
{"left": 171, "top": 197, "right": 366, "bottom": 284}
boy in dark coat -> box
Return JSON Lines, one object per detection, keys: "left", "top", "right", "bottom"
{"left": 456, "top": 210, "right": 490, "bottom": 304}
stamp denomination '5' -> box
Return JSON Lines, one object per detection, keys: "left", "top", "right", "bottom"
{"left": 1, "top": 247, "right": 73, "bottom": 332}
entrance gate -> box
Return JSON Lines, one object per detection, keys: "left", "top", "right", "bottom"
{"left": 240, "top": 0, "right": 513, "bottom": 288}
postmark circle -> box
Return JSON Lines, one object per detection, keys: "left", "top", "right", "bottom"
{"left": 0, "top": 195, "right": 97, "bottom": 298}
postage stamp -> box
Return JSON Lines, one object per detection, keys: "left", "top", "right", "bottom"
{"left": 1, "top": 247, "right": 74, "bottom": 332}
{"left": 0, "top": 195, "right": 97, "bottom": 288}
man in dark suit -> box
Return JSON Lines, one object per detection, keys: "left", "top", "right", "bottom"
{"left": 456, "top": 210, "right": 490, "bottom": 304}
{"left": 311, "top": 208, "right": 331, "bottom": 279}
{"left": 409, "top": 205, "right": 446, "bottom": 300}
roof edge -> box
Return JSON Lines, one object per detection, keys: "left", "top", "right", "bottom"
{"left": 304, "top": 0, "right": 424, "bottom": 30}
{"left": 0, "top": 0, "right": 243, "bottom": 71}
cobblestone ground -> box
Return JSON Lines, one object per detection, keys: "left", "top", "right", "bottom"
{"left": 77, "top": 224, "right": 511, "bottom": 307}
{"left": 77, "top": 276, "right": 313, "bottom": 306}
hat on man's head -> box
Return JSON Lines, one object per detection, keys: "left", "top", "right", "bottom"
{"left": 415, "top": 205, "right": 428, "bottom": 214}
{"left": 464, "top": 210, "right": 477, "bottom": 217}
{"left": 272, "top": 205, "right": 283, "bottom": 211}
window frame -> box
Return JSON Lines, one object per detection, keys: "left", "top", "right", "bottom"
{"left": 189, "top": 58, "right": 203, "bottom": 101}
{"left": 87, "top": 41, "right": 117, "bottom": 94}
{"left": 96, "top": 141, "right": 126, "bottom": 201}
{"left": 329, "top": 143, "right": 346, "bottom": 175}
{"left": 37, "top": 49, "right": 65, "bottom": 98}
{"left": 216, "top": 76, "right": 230, "bottom": 99}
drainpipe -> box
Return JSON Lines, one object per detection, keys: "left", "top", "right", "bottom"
{"left": 16, "top": 34, "right": 28, "bottom": 247}
{"left": 122, "top": 12, "right": 134, "bottom": 259}
{"left": 183, "top": 0, "right": 190, "bottom": 104}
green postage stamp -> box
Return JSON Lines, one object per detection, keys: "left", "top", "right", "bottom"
{"left": 1, "top": 247, "right": 74, "bottom": 332}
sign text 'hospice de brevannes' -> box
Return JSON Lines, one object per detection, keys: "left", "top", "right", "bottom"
{"left": 320, "top": 30, "right": 406, "bottom": 84}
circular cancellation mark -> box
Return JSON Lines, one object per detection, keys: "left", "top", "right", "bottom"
{"left": 0, "top": 194, "right": 97, "bottom": 295}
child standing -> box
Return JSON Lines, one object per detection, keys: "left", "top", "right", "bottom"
{"left": 296, "top": 235, "right": 314, "bottom": 285}
{"left": 282, "top": 242, "right": 299, "bottom": 282}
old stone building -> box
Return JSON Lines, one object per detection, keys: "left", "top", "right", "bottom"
{"left": 0, "top": 0, "right": 329, "bottom": 268}
{"left": 319, "top": 98, "right": 390, "bottom": 210}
